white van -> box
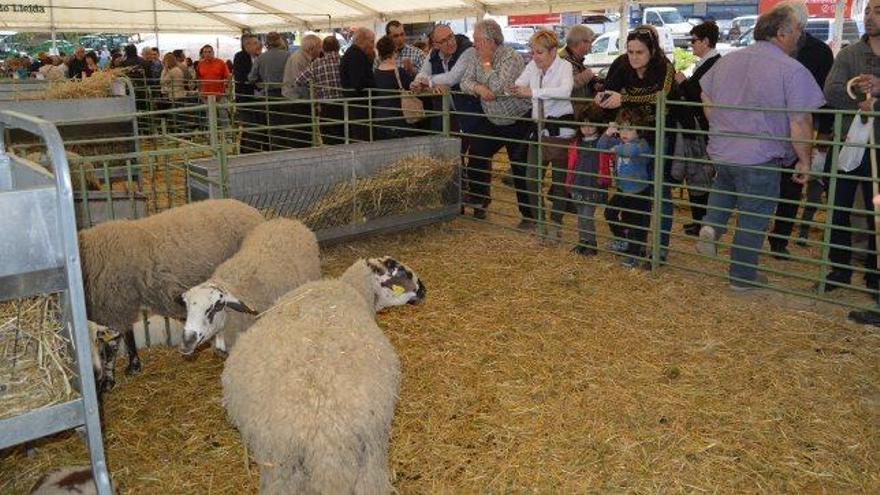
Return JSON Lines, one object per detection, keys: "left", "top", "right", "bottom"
{"left": 585, "top": 29, "right": 675, "bottom": 68}
{"left": 641, "top": 7, "right": 693, "bottom": 48}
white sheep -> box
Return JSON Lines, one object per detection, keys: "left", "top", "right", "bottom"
{"left": 29, "top": 466, "right": 115, "bottom": 494}
{"left": 221, "top": 256, "right": 426, "bottom": 495}
{"left": 178, "top": 217, "right": 321, "bottom": 355}
{"left": 79, "top": 198, "right": 264, "bottom": 388}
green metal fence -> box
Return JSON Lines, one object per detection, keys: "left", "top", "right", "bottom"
{"left": 5, "top": 77, "right": 879, "bottom": 313}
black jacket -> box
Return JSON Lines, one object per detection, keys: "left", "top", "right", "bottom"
{"left": 232, "top": 50, "right": 255, "bottom": 96}
{"left": 797, "top": 32, "right": 834, "bottom": 135}
{"left": 678, "top": 53, "right": 720, "bottom": 130}
{"left": 340, "top": 45, "right": 374, "bottom": 97}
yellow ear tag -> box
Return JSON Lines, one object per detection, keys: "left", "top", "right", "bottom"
{"left": 392, "top": 285, "right": 405, "bottom": 296}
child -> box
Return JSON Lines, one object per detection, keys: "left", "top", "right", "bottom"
{"left": 566, "top": 103, "right": 609, "bottom": 256}
{"left": 597, "top": 107, "right": 653, "bottom": 268}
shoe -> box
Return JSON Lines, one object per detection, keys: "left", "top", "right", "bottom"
{"left": 605, "top": 239, "right": 629, "bottom": 253}
{"left": 770, "top": 245, "right": 791, "bottom": 260}
{"left": 696, "top": 225, "right": 718, "bottom": 257}
{"left": 814, "top": 271, "right": 851, "bottom": 293}
{"left": 847, "top": 308, "right": 880, "bottom": 327}
{"left": 473, "top": 207, "right": 487, "bottom": 220}
{"left": 516, "top": 218, "right": 536, "bottom": 231}
{"left": 729, "top": 273, "right": 769, "bottom": 292}
{"left": 621, "top": 256, "right": 638, "bottom": 268}
{"left": 683, "top": 223, "right": 701, "bottom": 236}
{"left": 572, "top": 245, "right": 598, "bottom": 257}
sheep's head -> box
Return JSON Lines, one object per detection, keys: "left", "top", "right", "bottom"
{"left": 366, "top": 256, "right": 426, "bottom": 310}
{"left": 178, "top": 283, "right": 256, "bottom": 356}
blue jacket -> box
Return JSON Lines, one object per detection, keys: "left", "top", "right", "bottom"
{"left": 596, "top": 136, "right": 652, "bottom": 193}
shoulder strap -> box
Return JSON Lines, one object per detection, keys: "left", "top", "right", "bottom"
{"left": 393, "top": 67, "right": 404, "bottom": 90}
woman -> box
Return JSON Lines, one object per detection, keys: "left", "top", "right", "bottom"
{"left": 83, "top": 51, "right": 100, "bottom": 77}
{"left": 373, "top": 35, "right": 417, "bottom": 140}
{"left": 160, "top": 53, "right": 188, "bottom": 132}
{"left": 510, "top": 29, "right": 575, "bottom": 243}
{"left": 596, "top": 25, "right": 680, "bottom": 260}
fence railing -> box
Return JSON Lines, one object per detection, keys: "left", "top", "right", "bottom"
{"left": 6, "top": 76, "right": 879, "bottom": 312}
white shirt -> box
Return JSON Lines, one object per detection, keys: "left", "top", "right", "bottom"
{"left": 515, "top": 55, "right": 575, "bottom": 138}
{"left": 695, "top": 49, "right": 719, "bottom": 70}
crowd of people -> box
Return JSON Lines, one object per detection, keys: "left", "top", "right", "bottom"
{"left": 4, "top": 0, "right": 880, "bottom": 325}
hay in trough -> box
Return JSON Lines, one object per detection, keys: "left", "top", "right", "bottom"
{"left": 2, "top": 211, "right": 879, "bottom": 494}
{"left": 0, "top": 296, "right": 77, "bottom": 421}
{"left": 298, "top": 154, "right": 457, "bottom": 228}
{"left": 20, "top": 70, "right": 121, "bottom": 101}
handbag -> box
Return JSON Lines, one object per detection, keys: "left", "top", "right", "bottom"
{"left": 394, "top": 67, "right": 425, "bottom": 124}
{"left": 838, "top": 113, "right": 874, "bottom": 173}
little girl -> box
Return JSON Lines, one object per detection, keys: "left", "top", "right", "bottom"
{"left": 566, "top": 103, "right": 609, "bottom": 256}
{"left": 597, "top": 107, "right": 653, "bottom": 268}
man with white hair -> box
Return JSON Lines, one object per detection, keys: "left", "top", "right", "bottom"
{"left": 68, "top": 46, "right": 86, "bottom": 79}
{"left": 696, "top": 1, "right": 824, "bottom": 291}
{"left": 282, "top": 33, "right": 322, "bottom": 99}
{"left": 341, "top": 27, "right": 376, "bottom": 142}
{"left": 460, "top": 19, "right": 532, "bottom": 222}
{"left": 560, "top": 24, "right": 597, "bottom": 113}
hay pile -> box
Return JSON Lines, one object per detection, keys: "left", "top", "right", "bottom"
{"left": 297, "top": 154, "right": 457, "bottom": 229}
{"left": 2, "top": 213, "right": 878, "bottom": 493}
{"left": 0, "top": 296, "right": 77, "bottom": 421}
{"left": 20, "top": 70, "right": 121, "bottom": 101}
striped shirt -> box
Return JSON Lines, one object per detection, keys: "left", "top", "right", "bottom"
{"left": 460, "top": 45, "right": 531, "bottom": 126}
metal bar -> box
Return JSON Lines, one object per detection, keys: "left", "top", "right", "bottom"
{"left": 0, "top": 400, "right": 84, "bottom": 450}
{"left": 651, "top": 94, "right": 667, "bottom": 270}
{"left": 818, "top": 112, "right": 844, "bottom": 294}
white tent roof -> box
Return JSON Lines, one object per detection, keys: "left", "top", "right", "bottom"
{"left": 0, "top": 0, "right": 658, "bottom": 33}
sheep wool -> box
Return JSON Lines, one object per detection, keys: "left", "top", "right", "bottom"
{"left": 78, "top": 199, "right": 264, "bottom": 374}
{"left": 29, "top": 466, "right": 112, "bottom": 494}
{"left": 180, "top": 217, "right": 322, "bottom": 354}
{"left": 222, "top": 259, "right": 410, "bottom": 495}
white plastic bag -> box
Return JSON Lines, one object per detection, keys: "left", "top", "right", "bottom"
{"left": 838, "top": 114, "right": 874, "bottom": 172}
{"left": 811, "top": 149, "right": 827, "bottom": 174}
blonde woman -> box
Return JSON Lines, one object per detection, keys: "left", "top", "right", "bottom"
{"left": 160, "top": 52, "right": 187, "bottom": 101}
{"left": 511, "top": 29, "right": 575, "bottom": 241}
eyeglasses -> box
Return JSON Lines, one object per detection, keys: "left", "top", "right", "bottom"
{"left": 433, "top": 34, "right": 455, "bottom": 46}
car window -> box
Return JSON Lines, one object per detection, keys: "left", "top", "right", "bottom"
{"left": 659, "top": 10, "right": 685, "bottom": 24}
{"left": 592, "top": 36, "right": 609, "bottom": 54}
{"left": 646, "top": 12, "right": 662, "bottom": 26}
{"left": 741, "top": 18, "right": 756, "bottom": 28}
{"left": 805, "top": 20, "right": 830, "bottom": 41}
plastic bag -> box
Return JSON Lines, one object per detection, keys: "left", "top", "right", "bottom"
{"left": 838, "top": 114, "right": 874, "bottom": 173}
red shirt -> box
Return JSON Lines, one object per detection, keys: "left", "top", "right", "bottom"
{"left": 196, "top": 58, "right": 230, "bottom": 96}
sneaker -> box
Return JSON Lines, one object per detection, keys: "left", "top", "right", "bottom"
{"left": 606, "top": 239, "right": 629, "bottom": 253}
{"left": 696, "top": 226, "right": 718, "bottom": 257}
{"left": 847, "top": 308, "right": 880, "bottom": 327}
{"left": 621, "top": 256, "right": 638, "bottom": 268}
{"left": 473, "top": 207, "right": 487, "bottom": 220}
{"left": 683, "top": 223, "right": 701, "bottom": 237}
{"left": 770, "top": 245, "right": 791, "bottom": 261}
{"left": 729, "top": 273, "right": 769, "bottom": 292}
{"left": 572, "top": 245, "right": 597, "bottom": 257}
{"left": 814, "top": 270, "right": 851, "bottom": 293}
{"left": 516, "top": 218, "right": 536, "bottom": 231}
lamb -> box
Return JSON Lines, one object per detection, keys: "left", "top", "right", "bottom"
{"left": 29, "top": 466, "right": 115, "bottom": 494}
{"left": 221, "top": 256, "right": 426, "bottom": 495}
{"left": 178, "top": 217, "right": 322, "bottom": 356}
{"left": 79, "top": 198, "right": 264, "bottom": 387}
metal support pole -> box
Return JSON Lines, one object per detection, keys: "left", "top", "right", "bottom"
{"left": 367, "top": 88, "right": 374, "bottom": 142}
{"left": 818, "top": 112, "right": 844, "bottom": 294}
{"left": 208, "top": 96, "right": 229, "bottom": 198}
{"left": 536, "top": 100, "right": 545, "bottom": 233}
{"left": 309, "top": 83, "right": 319, "bottom": 147}
{"left": 442, "top": 91, "right": 451, "bottom": 137}
{"left": 343, "top": 100, "right": 350, "bottom": 144}
{"left": 651, "top": 94, "right": 667, "bottom": 270}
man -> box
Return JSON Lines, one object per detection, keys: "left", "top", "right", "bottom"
{"left": 233, "top": 34, "right": 264, "bottom": 153}
{"left": 195, "top": 44, "right": 231, "bottom": 126}
{"left": 412, "top": 25, "right": 481, "bottom": 135}
{"left": 849, "top": 191, "right": 880, "bottom": 326}
{"left": 696, "top": 1, "right": 824, "bottom": 291}
{"left": 819, "top": 0, "right": 880, "bottom": 296}
{"left": 142, "top": 46, "right": 162, "bottom": 85}
{"left": 460, "top": 19, "right": 532, "bottom": 222}
{"left": 67, "top": 47, "right": 86, "bottom": 79}
{"left": 340, "top": 27, "right": 376, "bottom": 142}
{"left": 296, "top": 36, "right": 345, "bottom": 145}
{"left": 559, "top": 24, "right": 597, "bottom": 117}
{"left": 762, "top": 30, "right": 835, "bottom": 259}
{"left": 385, "top": 20, "right": 425, "bottom": 75}
{"left": 675, "top": 21, "right": 722, "bottom": 237}
{"left": 282, "top": 34, "right": 321, "bottom": 99}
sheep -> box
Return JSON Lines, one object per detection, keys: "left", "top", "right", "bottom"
{"left": 221, "top": 256, "right": 426, "bottom": 495}
{"left": 178, "top": 217, "right": 321, "bottom": 356}
{"left": 87, "top": 321, "right": 120, "bottom": 396}
{"left": 79, "top": 198, "right": 264, "bottom": 388}
{"left": 29, "top": 466, "right": 115, "bottom": 494}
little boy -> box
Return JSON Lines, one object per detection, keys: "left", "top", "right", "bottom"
{"left": 567, "top": 103, "right": 609, "bottom": 256}
{"left": 597, "top": 107, "right": 653, "bottom": 268}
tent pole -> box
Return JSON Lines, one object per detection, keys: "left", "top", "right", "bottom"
{"left": 618, "top": 0, "right": 630, "bottom": 51}
{"left": 49, "top": 0, "right": 57, "bottom": 54}
{"left": 832, "top": 0, "right": 846, "bottom": 55}
{"left": 153, "top": 0, "right": 160, "bottom": 50}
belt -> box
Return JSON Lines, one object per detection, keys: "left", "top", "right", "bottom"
{"left": 544, "top": 113, "right": 575, "bottom": 137}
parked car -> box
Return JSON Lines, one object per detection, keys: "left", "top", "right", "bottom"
{"left": 805, "top": 18, "right": 861, "bottom": 50}
{"left": 581, "top": 13, "right": 617, "bottom": 36}
{"left": 641, "top": 7, "right": 693, "bottom": 48}
{"left": 505, "top": 41, "right": 531, "bottom": 64}
{"left": 727, "top": 15, "right": 757, "bottom": 41}
{"left": 585, "top": 30, "right": 674, "bottom": 69}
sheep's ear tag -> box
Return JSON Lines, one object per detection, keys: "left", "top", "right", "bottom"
{"left": 392, "top": 285, "right": 405, "bottom": 296}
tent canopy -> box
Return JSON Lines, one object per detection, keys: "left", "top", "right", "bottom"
{"left": 0, "top": 0, "right": 698, "bottom": 33}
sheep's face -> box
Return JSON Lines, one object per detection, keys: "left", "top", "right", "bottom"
{"left": 367, "top": 256, "right": 426, "bottom": 310}
{"left": 179, "top": 283, "right": 256, "bottom": 355}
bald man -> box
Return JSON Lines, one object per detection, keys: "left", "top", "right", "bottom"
{"left": 341, "top": 27, "right": 376, "bottom": 141}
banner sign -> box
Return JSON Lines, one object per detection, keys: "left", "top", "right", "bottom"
{"left": 0, "top": 3, "right": 47, "bottom": 13}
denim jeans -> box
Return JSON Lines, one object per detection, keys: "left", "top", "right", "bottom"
{"left": 703, "top": 161, "right": 781, "bottom": 281}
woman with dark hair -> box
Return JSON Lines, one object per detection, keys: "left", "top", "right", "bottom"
{"left": 596, "top": 25, "right": 680, "bottom": 260}
{"left": 83, "top": 51, "right": 100, "bottom": 77}
{"left": 373, "top": 35, "right": 417, "bottom": 140}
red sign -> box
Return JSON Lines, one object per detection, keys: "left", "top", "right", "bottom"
{"left": 759, "top": 0, "right": 853, "bottom": 18}
{"left": 508, "top": 13, "right": 561, "bottom": 26}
